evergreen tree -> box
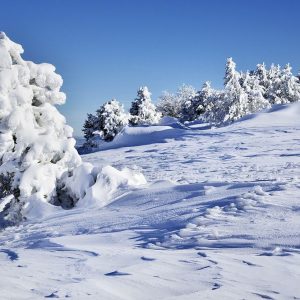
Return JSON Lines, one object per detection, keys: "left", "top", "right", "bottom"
{"left": 82, "top": 113, "right": 98, "bottom": 147}
{"left": 129, "top": 86, "right": 161, "bottom": 125}
{"left": 223, "top": 57, "right": 249, "bottom": 122}
{"left": 190, "top": 81, "right": 213, "bottom": 120}
{"left": 0, "top": 32, "right": 81, "bottom": 224}
{"left": 255, "top": 63, "right": 269, "bottom": 93}
{"left": 266, "top": 64, "right": 282, "bottom": 104}
{"left": 279, "top": 64, "right": 300, "bottom": 103}
{"left": 157, "top": 91, "right": 180, "bottom": 118}
{"left": 177, "top": 84, "right": 197, "bottom": 121}
{"left": 95, "top": 99, "right": 128, "bottom": 142}
{"left": 248, "top": 79, "right": 271, "bottom": 113}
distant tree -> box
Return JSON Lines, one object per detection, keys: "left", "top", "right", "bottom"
{"left": 82, "top": 113, "right": 98, "bottom": 147}
{"left": 254, "top": 63, "right": 269, "bottom": 93}
{"left": 192, "top": 81, "right": 214, "bottom": 118}
{"left": 248, "top": 79, "right": 271, "bottom": 113}
{"left": 95, "top": 99, "right": 128, "bottom": 142}
{"left": 129, "top": 86, "right": 161, "bottom": 125}
{"left": 279, "top": 64, "right": 300, "bottom": 103}
{"left": 177, "top": 84, "right": 197, "bottom": 121}
{"left": 157, "top": 91, "right": 180, "bottom": 118}
{"left": 223, "top": 57, "right": 249, "bottom": 122}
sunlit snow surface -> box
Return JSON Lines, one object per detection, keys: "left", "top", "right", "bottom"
{"left": 1, "top": 104, "right": 300, "bottom": 299}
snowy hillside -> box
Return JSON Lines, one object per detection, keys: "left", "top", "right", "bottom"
{"left": 1, "top": 103, "right": 300, "bottom": 299}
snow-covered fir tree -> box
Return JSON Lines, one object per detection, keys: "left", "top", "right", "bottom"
{"left": 129, "top": 86, "right": 161, "bottom": 125}
{"left": 254, "top": 63, "right": 269, "bottom": 94}
{"left": 248, "top": 78, "right": 271, "bottom": 113}
{"left": 176, "top": 84, "right": 197, "bottom": 121}
{"left": 94, "top": 99, "right": 128, "bottom": 142}
{"left": 278, "top": 64, "right": 300, "bottom": 103}
{"left": 157, "top": 91, "right": 181, "bottom": 118}
{"left": 0, "top": 32, "right": 81, "bottom": 224}
{"left": 223, "top": 57, "right": 249, "bottom": 122}
{"left": 82, "top": 113, "right": 98, "bottom": 147}
{"left": 191, "top": 81, "right": 213, "bottom": 119}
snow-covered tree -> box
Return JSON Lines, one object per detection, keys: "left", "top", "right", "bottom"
{"left": 157, "top": 91, "right": 181, "bottom": 118}
{"left": 279, "top": 64, "right": 300, "bottom": 103}
{"left": 248, "top": 79, "right": 271, "bottom": 113}
{"left": 82, "top": 113, "right": 98, "bottom": 147}
{"left": 129, "top": 86, "right": 161, "bottom": 125}
{"left": 191, "top": 81, "right": 214, "bottom": 118}
{"left": 176, "top": 84, "right": 197, "bottom": 121}
{"left": 0, "top": 32, "right": 81, "bottom": 224}
{"left": 201, "top": 90, "right": 226, "bottom": 124}
{"left": 223, "top": 57, "right": 249, "bottom": 122}
{"left": 94, "top": 99, "right": 128, "bottom": 142}
{"left": 254, "top": 63, "right": 269, "bottom": 93}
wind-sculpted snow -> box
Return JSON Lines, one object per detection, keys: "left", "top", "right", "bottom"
{"left": 0, "top": 102, "right": 300, "bottom": 298}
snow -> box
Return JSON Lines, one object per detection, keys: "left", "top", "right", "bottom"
{"left": 1, "top": 102, "right": 300, "bottom": 299}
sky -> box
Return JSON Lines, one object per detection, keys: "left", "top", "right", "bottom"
{"left": 1, "top": 0, "right": 300, "bottom": 136}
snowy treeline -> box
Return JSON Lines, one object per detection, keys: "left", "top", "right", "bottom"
{"left": 158, "top": 58, "right": 300, "bottom": 124}
{"left": 83, "top": 57, "right": 300, "bottom": 146}
{"left": 83, "top": 86, "right": 161, "bottom": 147}
{"left": 0, "top": 33, "right": 145, "bottom": 225}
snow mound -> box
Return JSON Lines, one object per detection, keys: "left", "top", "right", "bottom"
{"left": 64, "top": 163, "right": 146, "bottom": 209}
{"left": 233, "top": 102, "right": 300, "bottom": 127}
{"left": 85, "top": 124, "right": 184, "bottom": 151}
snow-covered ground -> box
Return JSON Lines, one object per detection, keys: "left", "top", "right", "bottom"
{"left": 1, "top": 103, "right": 300, "bottom": 299}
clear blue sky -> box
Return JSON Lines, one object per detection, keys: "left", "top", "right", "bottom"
{"left": 2, "top": 0, "right": 300, "bottom": 135}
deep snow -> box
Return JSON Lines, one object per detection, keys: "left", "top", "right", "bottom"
{"left": 1, "top": 103, "right": 300, "bottom": 299}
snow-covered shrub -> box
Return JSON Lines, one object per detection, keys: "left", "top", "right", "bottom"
{"left": 94, "top": 99, "right": 128, "bottom": 142}
{"left": 129, "top": 86, "right": 161, "bottom": 125}
{"left": 0, "top": 32, "right": 82, "bottom": 224}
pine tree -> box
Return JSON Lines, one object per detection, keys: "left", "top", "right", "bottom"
{"left": 255, "top": 63, "right": 269, "bottom": 92}
{"left": 267, "top": 64, "right": 282, "bottom": 104}
{"left": 279, "top": 64, "right": 300, "bottom": 103}
{"left": 223, "top": 57, "right": 249, "bottom": 122}
{"left": 129, "top": 86, "right": 161, "bottom": 125}
{"left": 193, "top": 81, "right": 213, "bottom": 117}
{"left": 82, "top": 113, "right": 98, "bottom": 147}
{"left": 177, "top": 84, "right": 197, "bottom": 121}
{"left": 95, "top": 99, "right": 128, "bottom": 142}
{"left": 157, "top": 91, "right": 180, "bottom": 118}
{"left": 0, "top": 32, "right": 81, "bottom": 224}
{"left": 248, "top": 79, "right": 271, "bottom": 113}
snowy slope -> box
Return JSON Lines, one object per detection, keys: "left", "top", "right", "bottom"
{"left": 1, "top": 103, "right": 300, "bottom": 299}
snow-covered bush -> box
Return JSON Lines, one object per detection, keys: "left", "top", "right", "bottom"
{"left": 0, "top": 32, "right": 83, "bottom": 224}
{"left": 129, "top": 86, "right": 161, "bottom": 125}
{"left": 94, "top": 99, "right": 128, "bottom": 142}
